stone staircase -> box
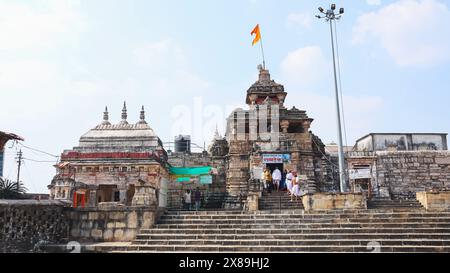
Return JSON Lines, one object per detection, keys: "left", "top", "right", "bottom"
{"left": 368, "top": 199, "right": 424, "bottom": 209}
{"left": 91, "top": 209, "right": 450, "bottom": 253}
{"left": 259, "top": 191, "right": 304, "bottom": 210}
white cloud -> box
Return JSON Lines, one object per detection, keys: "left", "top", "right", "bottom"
{"left": 367, "top": 0, "right": 382, "bottom": 5}
{"left": 133, "top": 39, "right": 210, "bottom": 90}
{"left": 280, "top": 46, "right": 328, "bottom": 89}
{"left": 0, "top": 0, "right": 87, "bottom": 51}
{"left": 286, "top": 12, "right": 313, "bottom": 29}
{"left": 353, "top": 0, "right": 450, "bottom": 66}
{"left": 280, "top": 47, "right": 384, "bottom": 143}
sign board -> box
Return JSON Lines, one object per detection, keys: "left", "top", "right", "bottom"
{"left": 262, "top": 154, "right": 291, "bottom": 164}
{"left": 200, "top": 175, "right": 213, "bottom": 185}
{"left": 349, "top": 168, "right": 371, "bottom": 179}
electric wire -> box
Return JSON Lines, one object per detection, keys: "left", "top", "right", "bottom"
{"left": 17, "top": 142, "right": 59, "bottom": 158}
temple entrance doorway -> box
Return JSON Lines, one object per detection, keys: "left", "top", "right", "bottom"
{"left": 266, "top": 163, "right": 283, "bottom": 174}
{"left": 97, "top": 185, "right": 118, "bottom": 203}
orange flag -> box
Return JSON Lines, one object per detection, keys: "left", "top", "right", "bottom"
{"left": 251, "top": 24, "right": 261, "bottom": 46}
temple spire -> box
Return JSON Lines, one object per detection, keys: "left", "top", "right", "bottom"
{"left": 120, "top": 101, "right": 128, "bottom": 125}
{"left": 214, "top": 124, "right": 221, "bottom": 140}
{"left": 138, "top": 105, "right": 147, "bottom": 125}
{"left": 101, "top": 106, "right": 111, "bottom": 125}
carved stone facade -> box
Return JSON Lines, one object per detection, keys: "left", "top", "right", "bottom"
{"left": 224, "top": 67, "right": 327, "bottom": 201}
{"left": 48, "top": 103, "right": 170, "bottom": 208}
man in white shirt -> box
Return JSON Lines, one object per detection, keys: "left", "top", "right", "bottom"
{"left": 272, "top": 167, "right": 282, "bottom": 192}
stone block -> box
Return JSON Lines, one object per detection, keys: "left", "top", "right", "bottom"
{"left": 110, "top": 212, "right": 124, "bottom": 221}
{"left": 91, "top": 229, "right": 103, "bottom": 239}
{"left": 88, "top": 212, "right": 99, "bottom": 220}
{"left": 103, "top": 229, "right": 114, "bottom": 241}
{"left": 302, "top": 193, "right": 366, "bottom": 211}
{"left": 70, "top": 228, "right": 80, "bottom": 237}
{"left": 113, "top": 229, "right": 124, "bottom": 241}
{"left": 115, "top": 222, "right": 126, "bottom": 228}
{"left": 123, "top": 230, "right": 136, "bottom": 241}
{"left": 127, "top": 212, "right": 138, "bottom": 229}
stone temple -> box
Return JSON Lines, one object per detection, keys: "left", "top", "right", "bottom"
{"left": 3, "top": 65, "right": 450, "bottom": 253}
{"left": 223, "top": 66, "right": 330, "bottom": 205}
{"left": 48, "top": 103, "right": 170, "bottom": 208}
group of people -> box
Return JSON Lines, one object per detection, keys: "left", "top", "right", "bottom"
{"left": 263, "top": 167, "right": 305, "bottom": 201}
{"left": 182, "top": 188, "right": 202, "bottom": 211}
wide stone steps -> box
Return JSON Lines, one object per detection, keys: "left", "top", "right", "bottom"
{"left": 139, "top": 227, "right": 450, "bottom": 235}
{"left": 163, "top": 209, "right": 434, "bottom": 215}
{"left": 123, "top": 245, "right": 450, "bottom": 253}
{"left": 368, "top": 200, "right": 424, "bottom": 209}
{"left": 259, "top": 192, "right": 304, "bottom": 210}
{"left": 156, "top": 217, "right": 450, "bottom": 224}
{"left": 101, "top": 209, "right": 450, "bottom": 253}
{"left": 159, "top": 212, "right": 450, "bottom": 219}
{"left": 151, "top": 222, "right": 450, "bottom": 230}
{"left": 131, "top": 239, "right": 450, "bottom": 247}
{"left": 135, "top": 233, "right": 450, "bottom": 240}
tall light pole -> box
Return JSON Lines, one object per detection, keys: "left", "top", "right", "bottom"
{"left": 316, "top": 4, "right": 348, "bottom": 193}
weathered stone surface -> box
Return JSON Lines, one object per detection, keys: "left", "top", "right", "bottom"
{"left": 417, "top": 191, "right": 450, "bottom": 211}
{"left": 348, "top": 151, "right": 450, "bottom": 200}
{"left": 0, "top": 200, "right": 70, "bottom": 253}
{"left": 302, "top": 193, "right": 367, "bottom": 211}
{"left": 67, "top": 207, "right": 162, "bottom": 243}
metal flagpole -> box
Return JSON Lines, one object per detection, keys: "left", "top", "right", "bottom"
{"left": 259, "top": 26, "right": 266, "bottom": 69}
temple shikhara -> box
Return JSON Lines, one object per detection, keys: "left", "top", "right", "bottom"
{"left": 224, "top": 66, "right": 329, "bottom": 205}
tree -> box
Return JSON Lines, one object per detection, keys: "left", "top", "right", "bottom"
{"left": 0, "top": 177, "right": 27, "bottom": 199}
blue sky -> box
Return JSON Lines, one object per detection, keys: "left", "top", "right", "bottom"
{"left": 1, "top": 0, "right": 450, "bottom": 193}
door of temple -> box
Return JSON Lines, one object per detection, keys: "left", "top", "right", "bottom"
{"left": 266, "top": 163, "right": 283, "bottom": 174}
{"left": 354, "top": 178, "right": 372, "bottom": 200}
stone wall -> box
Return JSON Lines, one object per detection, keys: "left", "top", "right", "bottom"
{"left": 0, "top": 200, "right": 70, "bottom": 253}
{"left": 375, "top": 151, "right": 450, "bottom": 199}
{"left": 68, "top": 205, "right": 163, "bottom": 242}
{"left": 302, "top": 193, "right": 367, "bottom": 211}
{"left": 416, "top": 191, "right": 450, "bottom": 211}
{"left": 167, "top": 152, "right": 227, "bottom": 209}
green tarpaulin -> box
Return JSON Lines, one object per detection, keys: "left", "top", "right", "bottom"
{"left": 169, "top": 166, "right": 212, "bottom": 176}
{"left": 169, "top": 166, "right": 213, "bottom": 183}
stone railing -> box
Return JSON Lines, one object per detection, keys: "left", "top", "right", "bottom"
{"left": 0, "top": 200, "right": 71, "bottom": 253}
{"left": 346, "top": 151, "right": 376, "bottom": 157}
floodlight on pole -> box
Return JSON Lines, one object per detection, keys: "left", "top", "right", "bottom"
{"left": 316, "top": 4, "right": 348, "bottom": 193}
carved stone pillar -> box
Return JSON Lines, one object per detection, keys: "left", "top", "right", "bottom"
{"left": 280, "top": 120, "right": 290, "bottom": 133}
{"left": 249, "top": 94, "right": 258, "bottom": 105}
{"left": 132, "top": 181, "right": 157, "bottom": 207}
{"left": 277, "top": 93, "right": 286, "bottom": 106}
{"left": 302, "top": 120, "right": 311, "bottom": 132}
{"left": 89, "top": 190, "right": 97, "bottom": 207}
